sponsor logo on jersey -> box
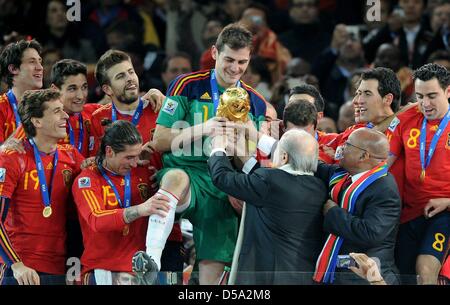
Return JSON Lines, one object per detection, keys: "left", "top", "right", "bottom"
{"left": 200, "top": 92, "right": 211, "bottom": 100}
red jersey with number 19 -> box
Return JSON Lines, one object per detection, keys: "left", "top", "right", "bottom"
{"left": 388, "top": 105, "right": 450, "bottom": 223}
{"left": 0, "top": 143, "right": 83, "bottom": 274}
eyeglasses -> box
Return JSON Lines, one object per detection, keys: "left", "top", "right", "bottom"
{"left": 343, "top": 141, "right": 386, "bottom": 159}
{"left": 344, "top": 141, "right": 367, "bottom": 152}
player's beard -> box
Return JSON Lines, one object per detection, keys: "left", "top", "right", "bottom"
{"left": 118, "top": 89, "right": 139, "bottom": 105}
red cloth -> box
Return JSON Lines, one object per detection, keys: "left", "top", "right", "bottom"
{"left": 0, "top": 143, "right": 84, "bottom": 274}
{"left": 0, "top": 93, "right": 18, "bottom": 143}
{"left": 317, "top": 130, "right": 338, "bottom": 164}
{"left": 89, "top": 103, "right": 158, "bottom": 156}
{"left": 388, "top": 105, "right": 450, "bottom": 223}
{"left": 441, "top": 254, "right": 450, "bottom": 279}
{"left": 200, "top": 47, "right": 215, "bottom": 71}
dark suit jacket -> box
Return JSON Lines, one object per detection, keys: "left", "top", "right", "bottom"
{"left": 316, "top": 163, "right": 401, "bottom": 285}
{"left": 362, "top": 23, "right": 434, "bottom": 69}
{"left": 208, "top": 152, "right": 328, "bottom": 285}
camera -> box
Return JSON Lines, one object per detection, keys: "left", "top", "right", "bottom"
{"left": 336, "top": 255, "right": 358, "bottom": 269}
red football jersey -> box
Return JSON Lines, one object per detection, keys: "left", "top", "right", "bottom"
{"left": 327, "top": 123, "right": 366, "bottom": 163}
{"left": 89, "top": 102, "right": 158, "bottom": 156}
{"left": 59, "top": 107, "right": 100, "bottom": 158}
{"left": 317, "top": 130, "right": 338, "bottom": 164}
{"left": 0, "top": 142, "right": 83, "bottom": 274}
{"left": 388, "top": 105, "right": 450, "bottom": 223}
{"left": 0, "top": 93, "right": 19, "bottom": 143}
{"left": 72, "top": 164, "right": 152, "bottom": 273}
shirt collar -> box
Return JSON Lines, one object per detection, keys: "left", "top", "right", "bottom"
{"left": 279, "top": 164, "right": 314, "bottom": 176}
{"left": 351, "top": 170, "right": 370, "bottom": 182}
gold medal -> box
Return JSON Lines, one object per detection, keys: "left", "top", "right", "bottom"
{"left": 420, "top": 169, "right": 426, "bottom": 182}
{"left": 43, "top": 206, "right": 52, "bottom": 218}
{"left": 122, "top": 225, "right": 129, "bottom": 236}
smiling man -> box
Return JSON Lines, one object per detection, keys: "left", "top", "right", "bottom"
{"left": 50, "top": 59, "right": 100, "bottom": 157}
{"left": 132, "top": 23, "right": 270, "bottom": 285}
{"left": 89, "top": 50, "right": 160, "bottom": 156}
{"left": 0, "top": 89, "right": 84, "bottom": 285}
{"left": 0, "top": 39, "right": 43, "bottom": 143}
{"left": 387, "top": 63, "right": 450, "bottom": 285}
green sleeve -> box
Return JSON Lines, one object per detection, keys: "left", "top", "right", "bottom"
{"left": 156, "top": 95, "right": 189, "bottom": 128}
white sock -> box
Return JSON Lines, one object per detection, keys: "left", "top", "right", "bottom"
{"left": 145, "top": 189, "right": 178, "bottom": 271}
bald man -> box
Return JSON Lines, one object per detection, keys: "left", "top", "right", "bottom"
{"left": 314, "top": 128, "right": 401, "bottom": 285}
{"left": 208, "top": 129, "right": 328, "bottom": 284}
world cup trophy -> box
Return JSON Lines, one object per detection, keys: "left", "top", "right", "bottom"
{"left": 215, "top": 87, "right": 253, "bottom": 157}
{"left": 216, "top": 87, "right": 250, "bottom": 122}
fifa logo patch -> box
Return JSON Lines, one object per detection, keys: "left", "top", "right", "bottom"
{"left": 162, "top": 99, "right": 178, "bottom": 116}
{"left": 0, "top": 168, "right": 6, "bottom": 183}
{"left": 78, "top": 177, "right": 91, "bottom": 188}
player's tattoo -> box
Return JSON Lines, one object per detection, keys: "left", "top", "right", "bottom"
{"left": 124, "top": 206, "right": 140, "bottom": 224}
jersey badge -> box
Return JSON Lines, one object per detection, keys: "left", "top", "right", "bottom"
{"left": 162, "top": 99, "right": 178, "bottom": 116}
{"left": 78, "top": 177, "right": 91, "bottom": 188}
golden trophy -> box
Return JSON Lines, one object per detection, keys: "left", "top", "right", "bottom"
{"left": 216, "top": 87, "right": 250, "bottom": 122}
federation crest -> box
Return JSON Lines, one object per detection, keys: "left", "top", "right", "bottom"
{"left": 62, "top": 169, "right": 73, "bottom": 187}
{"left": 138, "top": 183, "right": 149, "bottom": 201}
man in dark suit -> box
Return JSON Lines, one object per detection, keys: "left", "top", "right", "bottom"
{"left": 208, "top": 129, "right": 328, "bottom": 284}
{"left": 314, "top": 128, "right": 401, "bottom": 285}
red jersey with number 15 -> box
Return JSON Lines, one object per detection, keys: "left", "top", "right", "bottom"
{"left": 388, "top": 105, "right": 450, "bottom": 223}
{"left": 0, "top": 143, "right": 83, "bottom": 274}
{"left": 72, "top": 164, "right": 151, "bottom": 274}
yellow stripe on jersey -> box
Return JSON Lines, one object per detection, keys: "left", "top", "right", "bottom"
{"left": 82, "top": 189, "right": 116, "bottom": 217}
{"left": 0, "top": 224, "right": 20, "bottom": 262}
{"left": 172, "top": 71, "right": 210, "bottom": 96}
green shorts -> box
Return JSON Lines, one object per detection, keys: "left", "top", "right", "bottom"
{"left": 157, "top": 166, "right": 238, "bottom": 263}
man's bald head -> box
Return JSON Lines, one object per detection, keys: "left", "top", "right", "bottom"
{"left": 350, "top": 128, "right": 389, "bottom": 160}
{"left": 277, "top": 129, "right": 318, "bottom": 172}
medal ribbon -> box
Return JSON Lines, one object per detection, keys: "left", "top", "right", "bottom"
{"left": 420, "top": 108, "right": 450, "bottom": 175}
{"left": 98, "top": 163, "right": 131, "bottom": 208}
{"left": 6, "top": 90, "right": 21, "bottom": 127}
{"left": 67, "top": 113, "right": 84, "bottom": 152}
{"left": 29, "top": 138, "right": 58, "bottom": 211}
{"left": 111, "top": 98, "right": 144, "bottom": 126}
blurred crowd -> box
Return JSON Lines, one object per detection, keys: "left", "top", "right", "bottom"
{"left": 1, "top": 0, "right": 450, "bottom": 126}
